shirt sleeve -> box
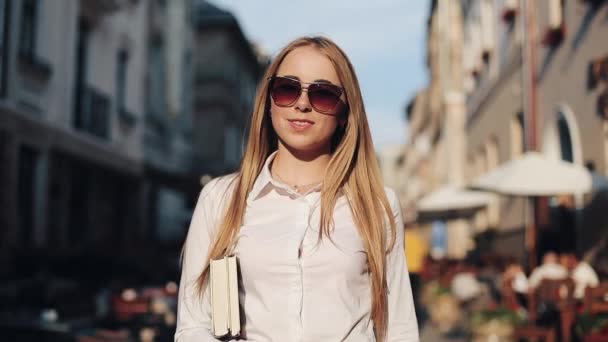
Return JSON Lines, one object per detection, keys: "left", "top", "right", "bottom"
{"left": 385, "top": 188, "right": 420, "bottom": 341}
{"left": 175, "top": 177, "right": 230, "bottom": 342}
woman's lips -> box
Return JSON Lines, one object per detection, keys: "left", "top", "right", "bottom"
{"left": 288, "top": 119, "right": 314, "bottom": 131}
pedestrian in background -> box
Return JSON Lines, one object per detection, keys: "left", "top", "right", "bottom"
{"left": 175, "top": 36, "right": 419, "bottom": 341}
{"left": 404, "top": 229, "right": 429, "bottom": 327}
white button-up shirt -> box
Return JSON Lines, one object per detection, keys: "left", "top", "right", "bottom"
{"left": 175, "top": 153, "right": 419, "bottom": 341}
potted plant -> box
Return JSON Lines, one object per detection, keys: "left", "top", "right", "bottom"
{"left": 469, "top": 305, "right": 525, "bottom": 342}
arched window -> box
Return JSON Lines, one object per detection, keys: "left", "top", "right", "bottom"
{"left": 485, "top": 138, "right": 500, "bottom": 227}
{"left": 474, "top": 147, "right": 489, "bottom": 232}
{"left": 557, "top": 112, "right": 574, "bottom": 163}
{"left": 604, "top": 121, "right": 608, "bottom": 175}
{"left": 466, "top": 154, "right": 475, "bottom": 183}
{"left": 511, "top": 112, "right": 524, "bottom": 158}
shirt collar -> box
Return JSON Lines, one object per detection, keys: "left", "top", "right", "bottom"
{"left": 247, "top": 150, "right": 322, "bottom": 202}
{"left": 247, "top": 151, "right": 279, "bottom": 202}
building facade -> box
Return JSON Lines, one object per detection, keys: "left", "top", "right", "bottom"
{"left": 192, "top": 2, "right": 266, "bottom": 177}
{"left": 0, "top": 0, "right": 148, "bottom": 268}
{"left": 401, "top": 0, "right": 608, "bottom": 264}
{"left": 0, "top": 0, "right": 266, "bottom": 276}
{"left": 142, "top": 0, "right": 199, "bottom": 244}
{"left": 396, "top": 0, "right": 471, "bottom": 259}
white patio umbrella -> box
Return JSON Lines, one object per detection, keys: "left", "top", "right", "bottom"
{"left": 471, "top": 152, "right": 592, "bottom": 196}
{"left": 470, "top": 151, "right": 592, "bottom": 269}
{"left": 418, "top": 186, "right": 493, "bottom": 212}
{"left": 415, "top": 185, "right": 494, "bottom": 222}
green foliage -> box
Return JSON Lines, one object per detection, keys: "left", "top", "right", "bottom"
{"left": 469, "top": 305, "right": 525, "bottom": 329}
{"left": 575, "top": 312, "right": 608, "bottom": 337}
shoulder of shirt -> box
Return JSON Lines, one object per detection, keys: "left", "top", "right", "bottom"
{"left": 200, "top": 172, "right": 239, "bottom": 205}
{"left": 383, "top": 186, "right": 400, "bottom": 212}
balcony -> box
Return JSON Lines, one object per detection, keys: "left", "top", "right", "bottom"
{"left": 542, "top": 25, "right": 565, "bottom": 47}
{"left": 588, "top": 55, "right": 608, "bottom": 90}
{"left": 79, "top": 0, "right": 138, "bottom": 20}
{"left": 542, "top": 0, "right": 566, "bottom": 47}
{"left": 74, "top": 86, "right": 111, "bottom": 139}
{"left": 599, "top": 89, "right": 608, "bottom": 120}
{"left": 579, "top": 0, "right": 606, "bottom": 5}
{"left": 18, "top": 50, "right": 52, "bottom": 84}
{"left": 501, "top": 0, "right": 518, "bottom": 23}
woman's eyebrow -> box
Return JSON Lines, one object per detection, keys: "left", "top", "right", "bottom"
{"left": 282, "top": 75, "right": 335, "bottom": 85}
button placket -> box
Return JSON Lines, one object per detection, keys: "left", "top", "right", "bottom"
{"left": 295, "top": 197, "right": 312, "bottom": 338}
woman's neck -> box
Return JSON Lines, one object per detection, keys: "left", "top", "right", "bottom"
{"left": 271, "top": 144, "right": 331, "bottom": 187}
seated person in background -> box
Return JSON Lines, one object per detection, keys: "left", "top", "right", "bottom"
{"left": 560, "top": 252, "right": 599, "bottom": 299}
{"left": 502, "top": 258, "right": 528, "bottom": 310}
{"left": 451, "top": 263, "right": 482, "bottom": 302}
{"left": 503, "top": 259, "right": 529, "bottom": 308}
{"left": 528, "top": 251, "right": 568, "bottom": 289}
{"left": 527, "top": 252, "right": 568, "bottom": 327}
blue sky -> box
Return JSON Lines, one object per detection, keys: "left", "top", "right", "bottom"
{"left": 208, "top": 0, "right": 430, "bottom": 149}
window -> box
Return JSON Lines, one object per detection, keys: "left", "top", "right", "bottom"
{"left": 557, "top": 113, "right": 573, "bottom": 163}
{"left": 476, "top": 148, "right": 488, "bottom": 176}
{"left": 116, "top": 49, "right": 129, "bottom": 114}
{"left": 0, "top": 0, "right": 10, "bottom": 96}
{"left": 19, "top": 0, "right": 38, "bottom": 60}
{"left": 501, "top": 0, "right": 518, "bottom": 23}
{"left": 71, "top": 19, "right": 108, "bottom": 139}
{"left": 0, "top": 131, "right": 9, "bottom": 231}
{"left": 73, "top": 18, "right": 90, "bottom": 128}
{"left": 474, "top": 148, "right": 489, "bottom": 232}
{"left": 604, "top": 121, "right": 608, "bottom": 175}
{"left": 480, "top": 0, "right": 495, "bottom": 62}
{"left": 466, "top": 154, "right": 475, "bottom": 183}
{"left": 510, "top": 111, "right": 524, "bottom": 159}
{"left": 465, "top": 19, "right": 483, "bottom": 90}
{"left": 18, "top": 145, "right": 39, "bottom": 246}
{"left": 485, "top": 138, "right": 500, "bottom": 227}
{"left": 155, "top": 187, "right": 188, "bottom": 241}
{"left": 148, "top": 40, "right": 166, "bottom": 117}
{"left": 69, "top": 163, "right": 89, "bottom": 243}
{"left": 543, "top": 0, "right": 565, "bottom": 46}
{"left": 548, "top": 0, "right": 564, "bottom": 30}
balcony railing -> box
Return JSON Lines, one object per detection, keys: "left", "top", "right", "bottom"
{"left": 501, "top": 0, "right": 518, "bottom": 23}
{"left": 599, "top": 89, "right": 608, "bottom": 120}
{"left": 542, "top": 0, "right": 566, "bottom": 47}
{"left": 79, "top": 0, "right": 138, "bottom": 19}
{"left": 74, "top": 86, "right": 110, "bottom": 139}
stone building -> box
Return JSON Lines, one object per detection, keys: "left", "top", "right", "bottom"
{"left": 401, "top": 0, "right": 608, "bottom": 264}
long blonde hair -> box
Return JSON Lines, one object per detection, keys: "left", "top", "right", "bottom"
{"left": 196, "top": 36, "right": 396, "bottom": 341}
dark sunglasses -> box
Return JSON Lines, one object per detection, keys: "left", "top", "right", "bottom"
{"left": 268, "top": 76, "right": 346, "bottom": 115}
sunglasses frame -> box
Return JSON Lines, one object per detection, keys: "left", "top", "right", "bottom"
{"left": 267, "top": 76, "right": 346, "bottom": 114}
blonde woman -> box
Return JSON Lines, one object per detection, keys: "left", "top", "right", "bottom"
{"left": 175, "top": 36, "right": 419, "bottom": 341}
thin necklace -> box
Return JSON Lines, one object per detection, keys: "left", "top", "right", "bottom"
{"left": 272, "top": 169, "right": 323, "bottom": 193}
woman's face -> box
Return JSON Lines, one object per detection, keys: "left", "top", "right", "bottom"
{"left": 270, "top": 46, "right": 346, "bottom": 155}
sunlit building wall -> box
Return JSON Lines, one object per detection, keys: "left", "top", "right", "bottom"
{"left": 463, "top": 0, "right": 608, "bottom": 264}
{"left": 192, "top": 2, "right": 265, "bottom": 177}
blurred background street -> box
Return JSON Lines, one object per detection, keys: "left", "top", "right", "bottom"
{"left": 1, "top": 0, "right": 608, "bottom": 341}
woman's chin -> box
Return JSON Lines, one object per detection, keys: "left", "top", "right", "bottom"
{"left": 278, "top": 138, "right": 331, "bottom": 155}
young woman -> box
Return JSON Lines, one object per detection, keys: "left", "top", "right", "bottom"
{"left": 175, "top": 36, "right": 419, "bottom": 341}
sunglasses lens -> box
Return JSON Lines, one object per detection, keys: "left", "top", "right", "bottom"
{"left": 271, "top": 78, "right": 301, "bottom": 106}
{"left": 309, "top": 84, "right": 342, "bottom": 113}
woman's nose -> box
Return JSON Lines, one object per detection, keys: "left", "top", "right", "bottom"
{"left": 294, "top": 87, "right": 312, "bottom": 113}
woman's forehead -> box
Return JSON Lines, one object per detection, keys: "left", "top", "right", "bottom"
{"left": 276, "top": 46, "right": 341, "bottom": 86}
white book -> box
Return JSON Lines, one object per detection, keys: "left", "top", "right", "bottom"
{"left": 210, "top": 255, "right": 241, "bottom": 338}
